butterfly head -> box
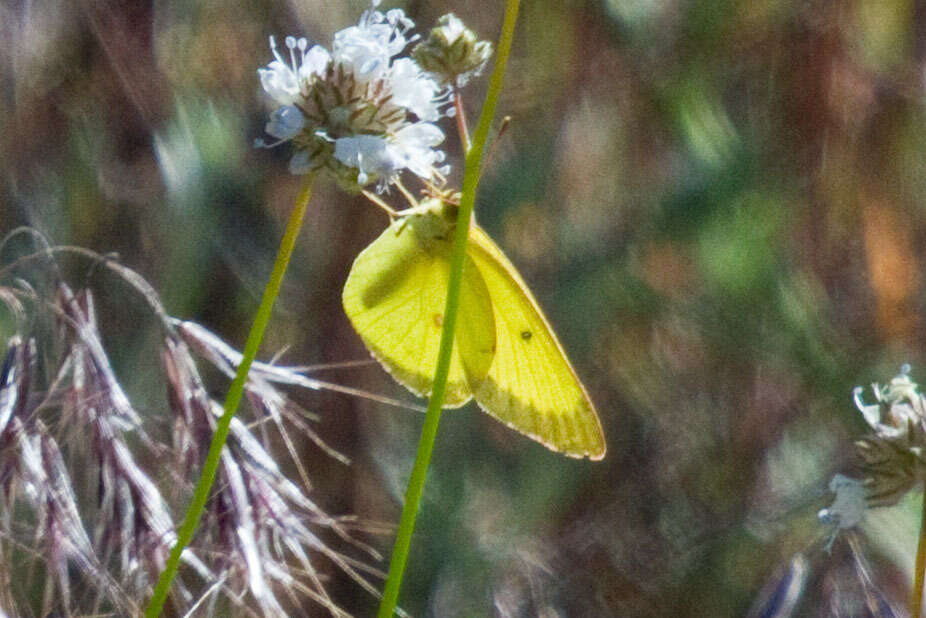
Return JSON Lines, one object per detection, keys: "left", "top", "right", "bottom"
{"left": 400, "top": 197, "right": 460, "bottom": 244}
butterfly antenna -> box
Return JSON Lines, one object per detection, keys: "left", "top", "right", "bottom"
{"left": 480, "top": 115, "right": 512, "bottom": 181}
{"left": 419, "top": 181, "right": 459, "bottom": 205}
{"left": 393, "top": 178, "right": 420, "bottom": 211}
{"left": 393, "top": 179, "right": 446, "bottom": 218}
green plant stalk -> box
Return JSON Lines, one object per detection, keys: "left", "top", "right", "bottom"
{"left": 376, "top": 1, "right": 521, "bottom": 616}
{"left": 913, "top": 487, "right": 926, "bottom": 617}
{"left": 145, "top": 180, "right": 314, "bottom": 617}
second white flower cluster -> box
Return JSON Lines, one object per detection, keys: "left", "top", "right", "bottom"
{"left": 820, "top": 365, "right": 926, "bottom": 536}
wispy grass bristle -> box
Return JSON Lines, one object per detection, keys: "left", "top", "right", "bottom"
{"left": 174, "top": 318, "right": 425, "bottom": 412}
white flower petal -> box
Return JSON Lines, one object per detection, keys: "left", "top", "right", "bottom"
{"left": 853, "top": 387, "right": 882, "bottom": 429}
{"left": 259, "top": 63, "right": 298, "bottom": 105}
{"left": 334, "top": 135, "right": 394, "bottom": 181}
{"left": 390, "top": 59, "right": 441, "bottom": 121}
{"left": 818, "top": 474, "right": 866, "bottom": 529}
{"left": 388, "top": 123, "right": 445, "bottom": 179}
{"left": 265, "top": 105, "right": 305, "bottom": 140}
{"left": 301, "top": 45, "right": 331, "bottom": 80}
{"left": 333, "top": 23, "right": 393, "bottom": 79}
{"left": 395, "top": 122, "right": 445, "bottom": 146}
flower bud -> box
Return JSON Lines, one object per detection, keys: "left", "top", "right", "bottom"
{"left": 413, "top": 14, "right": 493, "bottom": 86}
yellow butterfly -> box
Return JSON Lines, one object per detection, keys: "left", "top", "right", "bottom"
{"left": 342, "top": 197, "right": 605, "bottom": 460}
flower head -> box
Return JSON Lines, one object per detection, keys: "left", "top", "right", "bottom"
{"left": 850, "top": 365, "right": 926, "bottom": 508}
{"left": 816, "top": 366, "right": 926, "bottom": 549}
{"left": 256, "top": 2, "right": 451, "bottom": 191}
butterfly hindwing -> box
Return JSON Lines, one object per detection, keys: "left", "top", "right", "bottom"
{"left": 466, "top": 226, "right": 606, "bottom": 459}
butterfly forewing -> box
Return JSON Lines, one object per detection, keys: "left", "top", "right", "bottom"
{"left": 467, "top": 226, "right": 606, "bottom": 459}
{"left": 343, "top": 216, "right": 495, "bottom": 407}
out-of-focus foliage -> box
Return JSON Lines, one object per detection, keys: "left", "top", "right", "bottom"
{"left": 3, "top": 0, "right": 926, "bottom": 615}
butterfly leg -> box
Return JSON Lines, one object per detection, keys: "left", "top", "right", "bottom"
{"left": 361, "top": 190, "right": 400, "bottom": 221}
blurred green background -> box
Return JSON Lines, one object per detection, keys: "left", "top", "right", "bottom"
{"left": 3, "top": 0, "right": 926, "bottom": 614}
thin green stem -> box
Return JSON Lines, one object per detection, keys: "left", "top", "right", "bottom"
{"left": 145, "top": 179, "right": 314, "bottom": 617}
{"left": 453, "top": 86, "right": 471, "bottom": 155}
{"left": 375, "top": 2, "right": 521, "bottom": 616}
{"left": 913, "top": 486, "right": 926, "bottom": 617}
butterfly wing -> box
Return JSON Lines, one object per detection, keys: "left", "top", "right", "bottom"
{"left": 343, "top": 216, "right": 496, "bottom": 407}
{"left": 467, "top": 226, "right": 606, "bottom": 459}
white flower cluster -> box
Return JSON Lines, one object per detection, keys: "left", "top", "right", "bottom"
{"left": 256, "top": 1, "right": 451, "bottom": 190}
{"left": 819, "top": 365, "right": 926, "bottom": 540}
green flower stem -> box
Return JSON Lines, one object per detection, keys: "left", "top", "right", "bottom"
{"left": 913, "top": 487, "right": 926, "bottom": 617}
{"left": 376, "top": 1, "right": 520, "bottom": 616}
{"left": 145, "top": 179, "right": 314, "bottom": 617}
{"left": 453, "top": 87, "right": 471, "bottom": 154}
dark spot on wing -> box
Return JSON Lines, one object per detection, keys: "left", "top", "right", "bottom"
{"left": 521, "top": 330, "right": 532, "bottom": 341}
{"left": 433, "top": 313, "right": 443, "bottom": 328}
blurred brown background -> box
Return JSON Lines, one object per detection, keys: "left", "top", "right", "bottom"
{"left": 3, "top": 0, "right": 926, "bottom": 614}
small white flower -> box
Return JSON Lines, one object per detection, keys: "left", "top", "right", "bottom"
{"left": 390, "top": 58, "right": 443, "bottom": 121}
{"left": 258, "top": 36, "right": 330, "bottom": 107}
{"left": 333, "top": 135, "right": 394, "bottom": 186}
{"left": 333, "top": 122, "right": 449, "bottom": 187}
{"left": 332, "top": 8, "right": 414, "bottom": 78}
{"left": 390, "top": 122, "right": 448, "bottom": 178}
{"left": 818, "top": 474, "right": 866, "bottom": 530}
{"left": 256, "top": 2, "right": 450, "bottom": 190}
{"left": 265, "top": 105, "right": 305, "bottom": 140}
